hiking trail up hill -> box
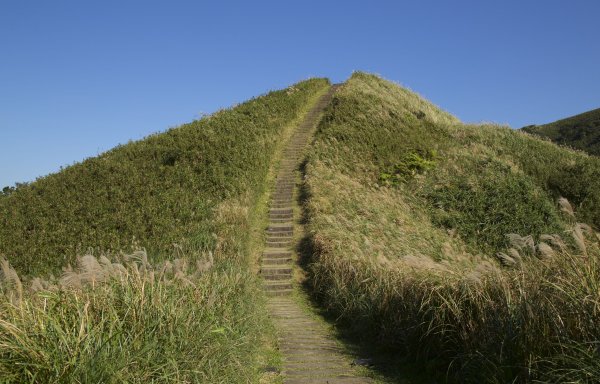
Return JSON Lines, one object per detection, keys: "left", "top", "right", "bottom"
{"left": 260, "top": 85, "right": 374, "bottom": 383}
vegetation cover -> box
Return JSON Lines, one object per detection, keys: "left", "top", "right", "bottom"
{"left": 522, "top": 107, "right": 600, "bottom": 156}
{"left": 0, "top": 78, "right": 330, "bottom": 382}
{"left": 304, "top": 72, "right": 600, "bottom": 382}
{"left": 0, "top": 78, "right": 328, "bottom": 276}
{"left": 3, "top": 70, "right": 600, "bottom": 383}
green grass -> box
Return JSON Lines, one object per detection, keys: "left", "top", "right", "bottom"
{"left": 522, "top": 107, "right": 600, "bottom": 156}
{"left": 0, "top": 79, "right": 329, "bottom": 276}
{"left": 303, "top": 72, "right": 600, "bottom": 382}
{"left": 0, "top": 253, "right": 269, "bottom": 383}
{"left": 0, "top": 78, "right": 331, "bottom": 383}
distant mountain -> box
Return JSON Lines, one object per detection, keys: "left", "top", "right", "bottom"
{"left": 522, "top": 108, "right": 600, "bottom": 156}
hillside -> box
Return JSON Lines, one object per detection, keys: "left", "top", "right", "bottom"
{"left": 0, "top": 79, "right": 331, "bottom": 383}
{"left": 2, "top": 73, "right": 600, "bottom": 383}
{"left": 304, "top": 73, "right": 600, "bottom": 382}
{"left": 522, "top": 107, "right": 600, "bottom": 156}
{"left": 0, "top": 79, "right": 328, "bottom": 276}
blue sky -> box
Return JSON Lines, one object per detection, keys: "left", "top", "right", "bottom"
{"left": 1, "top": 0, "right": 599, "bottom": 187}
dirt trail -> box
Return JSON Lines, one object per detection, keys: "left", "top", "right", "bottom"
{"left": 261, "top": 85, "right": 374, "bottom": 383}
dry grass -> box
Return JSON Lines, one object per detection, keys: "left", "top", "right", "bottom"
{"left": 0, "top": 247, "right": 269, "bottom": 383}
{"left": 303, "top": 72, "right": 600, "bottom": 382}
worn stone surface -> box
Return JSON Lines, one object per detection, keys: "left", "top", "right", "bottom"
{"left": 260, "top": 85, "right": 373, "bottom": 383}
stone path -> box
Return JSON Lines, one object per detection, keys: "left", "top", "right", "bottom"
{"left": 260, "top": 85, "right": 374, "bottom": 384}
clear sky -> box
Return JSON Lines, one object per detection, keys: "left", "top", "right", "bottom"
{"left": 1, "top": 0, "right": 599, "bottom": 188}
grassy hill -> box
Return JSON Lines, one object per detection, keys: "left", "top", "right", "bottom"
{"left": 0, "top": 78, "right": 330, "bottom": 382}
{"left": 522, "top": 107, "right": 600, "bottom": 156}
{"left": 0, "top": 79, "right": 328, "bottom": 276}
{"left": 3, "top": 72, "right": 600, "bottom": 383}
{"left": 304, "top": 73, "right": 600, "bottom": 382}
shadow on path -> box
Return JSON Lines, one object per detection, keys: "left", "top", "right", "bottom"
{"left": 295, "top": 161, "right": 442, "bottom": 384}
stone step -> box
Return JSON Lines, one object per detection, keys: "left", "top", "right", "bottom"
{"left": 270, "top": 211, "right": 293, "bottom": 216}
{"left": 261, "top": 267, "right": 293, "bottom": 275}
{"left": 269, "top": 216, "right": 293, "bottom": 221}
{"left": 264, "top": 250, "right": 291, "bottom": 255}
{"left": 283, "top": 364, "right": 350, "bottom": 373}
{"left": 266, "top": 233, "right": 293, "bottom": 239}
{"left": 272, "top": 201, "right": 293, "bottom": 207}
{"left": 271, "top": 203, "right": 292, "bottom": 208}
{"left": 268, "top": 225, "right": 293, "bottom": 232}
{"left": 266, "top": 231, "right": 293, "bottom": 237}
{"left": 270, "top": 208, "right": 292, "bottom": 214}
{"left": 283, "top": 375, "right": 366, "bottom": 384}
{"left": 266, "top": 241, "right": 290, "bottom": 248}
{"left": 265, "top": 289, "right": 292, "bottom": 297}
{"left": 266, "top": 238, "right": 292, "bottom": 244}
{"left": 283, "top": 369, "right": 355, "bottom": 378}
{"left": 272, "top": 203, "right": 292, "bottom": 208}
{"left": 267, "top": 234, "right": 292, "bottom": 240}
{"left": 263, "top": 258, "right": 292, "bottom": 266}
{"left": 263, "top": 273, "right": 292, "bottom": 281}
{"left": 273, "top": 194, "right": 293, "bottom": 199}
{"left": 270, "top": 211, "right": 293, "bottom": 215}
{"left": 264, "top": 281, "right": 293, "bottom": 291}
{"left": 267, "top": 231, "right": 293, "bottom": 237}
{"left": 263, "top": 257, "right": 292, "bottom": 264}
{"left": 270, "top": 218, "right": 292, "bottom": 223}
{"left": 280, "top": 345, "right": 343, "bottom": 353}
{"left": 272, "top": 199, "right": 292, "bottom": 204}
{"left": 282, "top": 355, "right": 350, "bottom": 364}
{"left": 270, "top": 209, "right": 293, "bottom": 213}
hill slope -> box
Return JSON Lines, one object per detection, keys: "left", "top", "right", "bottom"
{"left": 304, "top": 72, "right": 600, "bottom": 382}
{"left": 0, "top": 79, "right": 331, "bottom": 383}
{"left": 0, "top": 79, "right": 329, "bottom": 276}
{"left": 522, "top": 107, "right": 600, "bottom": 156}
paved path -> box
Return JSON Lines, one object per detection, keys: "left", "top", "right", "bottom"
{"left": 260, "top": 85, "right": 374, "bottom": 384}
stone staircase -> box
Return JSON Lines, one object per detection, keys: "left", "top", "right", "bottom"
{"left": 260, "top": 84, "right": 374, "bottom": 383}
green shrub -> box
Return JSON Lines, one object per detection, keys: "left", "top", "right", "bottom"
{"left": 425, "top": 160, "right": 563, "bottom": 252}
{"left": 379, "top": 150, "right": 437, "bottom": 185}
